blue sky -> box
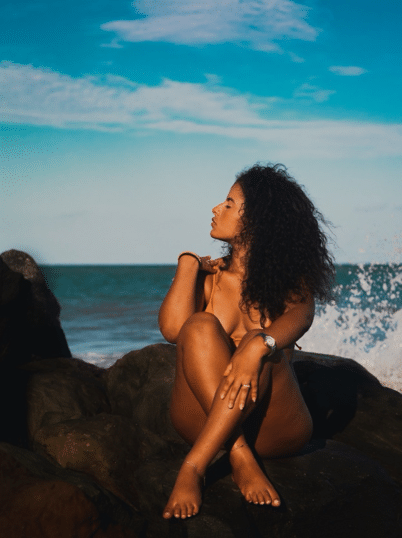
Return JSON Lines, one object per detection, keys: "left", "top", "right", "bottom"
{"left": 1, "top": 0, "right": 401, "bottom": 264}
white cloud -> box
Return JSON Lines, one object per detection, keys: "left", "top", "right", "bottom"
{"left": 101, "top": 0, "right": 319, "bottom": 51}
{"left": 329, "top": 66, "right": 368, "bottom": 76}
{"left": 0, "top": 62, "right": 263, "bottom": 129}
{"left": 289, "top": 51, "right": 305, "bottom": 63}
{"left": 100, "top": 40, "right": 124, "bottom": 49}
{"left": 1, "top": 61, "right": 402, "bottom": 159}
{"left": 294, "top": 83, "right": 336, "bottom": 103}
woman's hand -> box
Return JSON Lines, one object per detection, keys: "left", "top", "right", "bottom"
{"left": 199, "top": 256, "right": 219, "bottom": 273}
{"left": 219, "top": 335, "right": 267, "bottom": 410}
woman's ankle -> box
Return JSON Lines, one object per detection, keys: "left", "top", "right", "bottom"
{"left": 184, "top": 459, "right": 204, "bottom": 477}
{"left": 229, "top": 441, "right": 254, "bottom": 465}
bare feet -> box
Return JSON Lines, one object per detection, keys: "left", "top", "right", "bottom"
{"left": 230, "top": 445, "right": 280, "bottom": 506}
{"left": 163, "top": 461, "right": 203, "bottom": 519}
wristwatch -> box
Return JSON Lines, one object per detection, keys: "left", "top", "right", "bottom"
{"left": 258, "top": 333, "right": 277, "bottom": 356}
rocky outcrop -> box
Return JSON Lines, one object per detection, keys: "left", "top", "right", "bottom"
{"left": 1, "top": 250, "right": 402, "bottom": 537}
{"left": 0, "top": 442, "right": 141, "bottom": 537}
{"left": 0, "top": 250, "right": 71, "bottom": 363}
{"left": 25, "top": 344, "right": 402, "bottom": 538}
{"left": 0, "top": 251, "right": 71, "bottom": 447}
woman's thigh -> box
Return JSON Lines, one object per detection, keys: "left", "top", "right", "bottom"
{"left": 249, "top": 357, "right": 313, "bottom": 457}
{"left": 170, "top": 312, "right": 234, "bottom": 444}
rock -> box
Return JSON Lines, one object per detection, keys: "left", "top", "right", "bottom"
{"left": 0, "top": 249, "right": 71, "bottom": 362}
{"left": 0, "top": 442, "right": 141, "bottom": 537}
{"left": 27, "top": 344, "right": 402, "bottom": 537}
{"left": 105, "top": 344, "right": 180, "bottom": 440}
{"left": 294, "top": 352, "right": 402, "bottom": 485}
{"left": 26, "top": 357, "right": 111, "bottom": 437}
{"left": 0, "top": 250, "right": 72, "bottom": 445}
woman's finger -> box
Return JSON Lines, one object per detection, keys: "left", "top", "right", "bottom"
{"left": 220, "top": 374, "right": 233, "bottom": 399}
{"left": 251, "top": 380, "right": 258, "bottom": 403}
{"left": 223, "top": 362, "right": 232, "bottom": 377}
{"left": 228, "top": 383, "right": 242, "bottom": 409}
{"left": 238, "top": 384, "right": 251, "bottom": 410}
{"left": 200, "top": 256, "right": 218, "bottom": 273}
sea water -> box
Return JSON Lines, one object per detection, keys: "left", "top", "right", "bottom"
{"left": 41, "top": 264, "right": 402, "bottom": 393}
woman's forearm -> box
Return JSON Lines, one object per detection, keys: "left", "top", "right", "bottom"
{"left": 249, "top": 297, "right": 315, "bottom": 357}
{"left": 158, "top": 255, "right": 200, "bottom": 343}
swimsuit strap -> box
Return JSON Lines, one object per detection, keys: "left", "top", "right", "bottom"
{"left": 206, "top": 270, "right": 219, "bottom": 313}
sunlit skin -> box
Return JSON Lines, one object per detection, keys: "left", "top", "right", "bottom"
{"left": 158, "top": 182, "right": 314, "bottom": 519}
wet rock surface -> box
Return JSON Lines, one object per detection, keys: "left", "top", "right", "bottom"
{"left": 1, "top": 250, "right": 402, "bottom": 537}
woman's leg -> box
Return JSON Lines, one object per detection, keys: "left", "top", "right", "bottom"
{"left": 165, "top": 313, "right": 283, "bottom": 519}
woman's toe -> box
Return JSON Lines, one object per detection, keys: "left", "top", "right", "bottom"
{"left": 262, "top": 489, "right": 271, "bottom": 504}
{"left": 257, "top": 492, "right": 265, "bottom": 505}
{"left": 173, "top": 505, "right": 182, "bottom": 518}
{"left": 186, "top": 503, "right": 194, "bottom": 518}
{"left": 269, "top": 488, "right": 280, "bottom": 506}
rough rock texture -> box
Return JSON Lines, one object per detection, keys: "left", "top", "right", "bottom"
{"left": 0, "top": 250, "right": 71, "bottom": 446}
{"left": 0, "top": 442, "right": 140, "bottom": 537}
{"left": 27, "top": 344, "right": 402, "bottom": 538}
{"left": 1, "top": 250, "right": 71, "bottom": 362}
{"left": 1, "top": 249, "right": 402, "bottom": 537}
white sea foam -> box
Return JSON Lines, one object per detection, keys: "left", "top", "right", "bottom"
{"left": 299, "top": 264, "right": 402, "bottom": 393}
{"left": 75, "top": 351, "right": 123, "bottom": 369}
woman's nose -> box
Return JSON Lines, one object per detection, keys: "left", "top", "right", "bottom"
{"left": 212, "top": 203, "right": 221, "bottom": 215}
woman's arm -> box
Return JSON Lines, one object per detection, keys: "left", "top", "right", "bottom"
{"left": 158, "top": 254, "right": 217, "bottom": 343}
{"left": 258, "top": 293, "right": 315, "bottom": 351}
{"left": 220, "top": 295, "right": 315, "bottom": 408}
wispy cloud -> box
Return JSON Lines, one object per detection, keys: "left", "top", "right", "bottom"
{"left": 0, "top": 61, "right": 264, "bottom": 129}
{"left": 1, "top": 62, "right": 402, "bottom": 159}
{"left": 294, "top": 83, "right": 336, "bottom": 103}
{"left": 329, "top": 66, "right": 368, "bottom": 76}
{"left": 289, "top": 52, "right": 305, "bottom": 63}
{"left": 101, "top": 0, "right": 319, "bottom": 51}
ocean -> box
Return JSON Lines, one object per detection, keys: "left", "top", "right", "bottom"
{"left": 41, "top": 264, "right": 402, "bottom": 393}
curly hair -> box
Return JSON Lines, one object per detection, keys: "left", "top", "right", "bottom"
{"left": 223, "top": 163, "right": 335, "bottom": 325}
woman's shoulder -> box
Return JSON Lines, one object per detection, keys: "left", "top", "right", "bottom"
{"left": 202, "top": 258, "right": 223, "bottom": 309}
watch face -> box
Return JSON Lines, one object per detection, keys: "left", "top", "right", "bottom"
{"left": 265, "top": 336, "right": 276, "bottom": 348}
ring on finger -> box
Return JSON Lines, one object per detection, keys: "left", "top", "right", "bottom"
{"left": 242, "top": 384, "right": 251, "bottom": 388}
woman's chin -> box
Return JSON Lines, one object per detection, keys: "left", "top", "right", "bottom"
{"left": 210, "top": 232, "right": 226, "bottom": 244}
{"left": 210, "top": 230, "right": 221, "bottom": 240}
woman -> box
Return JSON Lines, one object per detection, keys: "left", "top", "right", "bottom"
{"left": 158, "top": 163, "right": 334, "bottom": 519}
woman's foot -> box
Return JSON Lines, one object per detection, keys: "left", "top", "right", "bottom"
{"left": 163, "top": 461, "right": 203, "bottom": 519}
{"left": 230, "top": 445, "right": 280, "bottom": 506}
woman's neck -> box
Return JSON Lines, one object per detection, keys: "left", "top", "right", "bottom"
{"left": 228, "top": 246, "right": 246, "bottom": 277}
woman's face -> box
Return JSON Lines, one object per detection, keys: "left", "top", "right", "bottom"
{"left": 210, "top": 182, "right": 244, "bottom": 244}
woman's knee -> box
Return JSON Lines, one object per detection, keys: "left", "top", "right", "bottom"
{"left": 178, "top": 312, "right": 222, "bottom": 339}
{"left": 177, "top": 312, "right": 225, "bottom": 346}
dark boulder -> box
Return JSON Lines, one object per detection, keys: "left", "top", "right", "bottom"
{"left": 0, "top": 442, "right": 141, "bottom": 537}
{"left": 0, "top": 250, "right": 72, "bottom": 446}
{"left": 26, "top": 357, "right": 111, "bottom": 437}
{"left": 27, "top": 344, "right": 402, "bottom": 537}
{"left": 1, "top": 249, "right": 71, "bottom": 362}
{"left": 294, "top": 352, "right": 402, "bottom": 485}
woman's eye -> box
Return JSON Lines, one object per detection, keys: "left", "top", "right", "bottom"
{"left": 225, "top": 205, "right": 231, "bottom": 209}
